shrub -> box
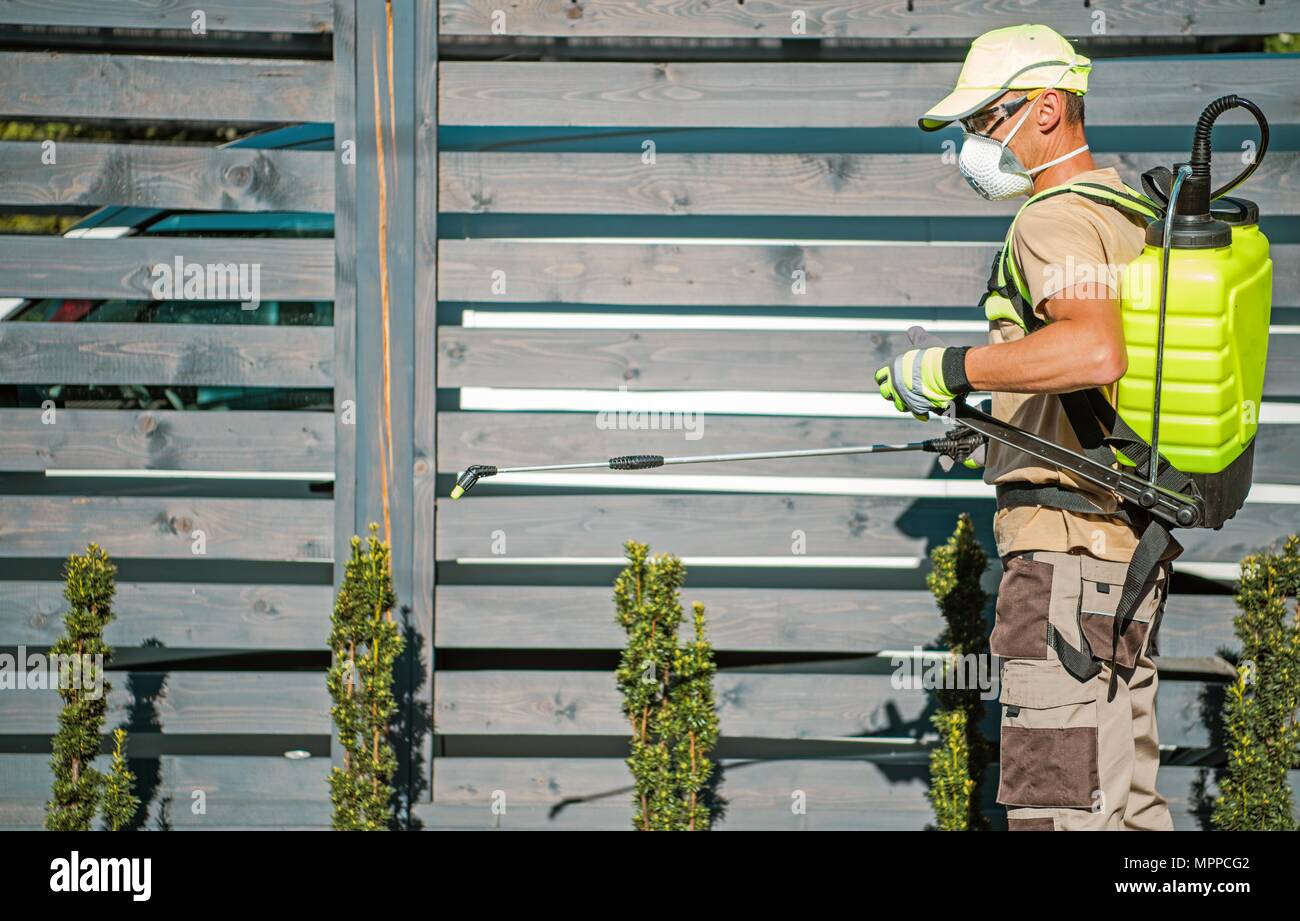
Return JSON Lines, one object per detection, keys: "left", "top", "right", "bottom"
{"left": 328, "top": 526, "right": 404, "bottom": 830}
{"left": 925, "top": 514, "right": 992, "bottom": 831}
{"left": 615, "top": 541, "right": 719, "bottom": 830}
{"left": 45, "top": 544, "right": 136, "bottom": 831}
{"left": 1213, "top": 534, "right": 1300, "bottom": 830}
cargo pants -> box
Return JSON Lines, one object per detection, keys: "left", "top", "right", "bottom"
{"left": 991, "top": 549, "right": 1174, "bottom": 831}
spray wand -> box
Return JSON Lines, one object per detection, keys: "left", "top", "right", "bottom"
{"left": 449, "top": 427, "right": 985, "bottom": 499}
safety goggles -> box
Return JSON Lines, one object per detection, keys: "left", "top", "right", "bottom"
{"left": 960, "top": 88, "right": 1046, "bottom": 137}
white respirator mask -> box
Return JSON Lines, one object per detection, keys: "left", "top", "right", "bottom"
{"left": 958, "top": 87, "right": 1090, "bottom": 201}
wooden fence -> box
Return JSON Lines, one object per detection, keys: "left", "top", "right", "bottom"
{"left": 1, "top": 1, "right": 1298, "bottom": 830}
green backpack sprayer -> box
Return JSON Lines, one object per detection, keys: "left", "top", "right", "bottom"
{"left": 451, "top": 96, "right": 1272, "bottom": 678}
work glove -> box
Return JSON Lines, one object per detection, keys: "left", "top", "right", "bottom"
{"left": 874, "top": 326, "right": 973, "bottom": 421}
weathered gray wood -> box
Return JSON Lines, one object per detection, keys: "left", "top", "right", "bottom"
{"left": 0, "top": 496, "right": 331, "bottom": 561}
{"left": 330, "top": 0, "right": 358, "bottom": 780}
{"left": 435, "top": 670, "right": 931, "bottom": 738}
{"left": 438, "top": 493, "right": 929, "bottom": 560}
{"left": 438, "top": 411, "right": 1300, "bottom": 486}
{"left": 0, "top": 323, "right": 332, "bottom": 387}
{"left": 0, "top": 236, "right": 332, "bottom": 301}
{"left": 436, "top": 584, "right": 1241, "bottom": 657}
{"left": 0, "top": 753, "right": 332, "bottom": 827}
{"left": 412, "top": 0, "right": 441, "bottom": 802}
{"left": 438, "top": 0, "right": 1300, "bottom": 39}
{"left": 0, "top": 581, "right": 330, "bottom": 648}
{"left": 436, "top": 494, "right": 1297, "bottom": 564}
{"left": 0, "top": 142, "right": 333, "bottom": 212}
{"left": 433, "top": 670, "right": 1216, "bottom": 749}
{"left": 439, "top": 59, "right": 1300, "bottom": 128}
{"left": 0, "top": 410, "right": 332, "bottom": 473}
{"left": 0, "top": 52, "right": 332, "bottom": 123}
{"left": 3, "top": 755, "right": 1284, "bottom": 830}
{"left": 441, "top": 151, "right": 1300, "bottom": 217}
{"left": 439, "top": 241, "right": 1300, "bottom": 309}
{"left": 420, "top": 763, "right": 1299, "bottom": 831}
{"left": 0, "top": 0, "right": 333, "bottom": 32}
{"left": 438, "top": 240, "right": 988, "bottom": 306}
{"left": 0, "top": 754, "right": 332, "bottom": 829}
{"left": 437, "top": 327, "right": 1300, "bottom": 397}
{"left": 0, "top": 672, "right": 328, "bottom": 734}
{"left": 437, "top": 585, "right": 945, "bottom": 651}
{"left": 1153, "top": 595, "right": 1242, "bottom": 661}
{"left": 332, "top": 0, "right": 358, "bottom": 580}
{"left": 348, "top": 0, "right": 433, "bottom": 804}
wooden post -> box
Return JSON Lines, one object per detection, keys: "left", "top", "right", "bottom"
{"left": 336, "top": 0, "right": 434, "bottom": 818}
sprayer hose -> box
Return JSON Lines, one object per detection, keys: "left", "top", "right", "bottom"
{"left": 1191, "top": 95, "right": 1270, "bottom": 199}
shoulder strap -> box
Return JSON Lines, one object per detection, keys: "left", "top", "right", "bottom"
{"left": 993, "top": 181, "right": 1162, "bottom": 332}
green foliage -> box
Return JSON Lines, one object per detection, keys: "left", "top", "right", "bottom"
{"left": 45, "top": 544, "right": 135, "bottom": 831}
{"left": 102, "top": 728, "right": 140, "bottom": 831}
{"left": 1213, "top": 535, "right": 1300, "bottom": 831}
{"left": 925, "top": 514, "right": 992, "bottom": 831}
{"left": 329, "top": 526, "right": 404, "bottom": 830}
{"left": 1263, "top": 33, "right": 1295, "bottom": 53}
{"left": 615, "top": 541, "right": 719, "bottom": 830}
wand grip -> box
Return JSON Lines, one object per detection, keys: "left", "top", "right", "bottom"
{"left": 609, "top": 455, "right": 665, "bottom": 470}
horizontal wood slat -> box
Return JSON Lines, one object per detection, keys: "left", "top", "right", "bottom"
{"left": 0, "top": 142, "right": 333, "bottom": 213}
{"left": 436, "top": 585, "right": 1241, "bottom": 657}
{"left": 0, "top": 0, "right": 333, "bottom": 33}
{"left": 0, "top": 754, "right": 330, "bottom": 830}
{"left": 438, "top": 0, "right": 1300, "bottom": 39}
{"left": 0, "top": 581, "right": 331, "bottom": 648}
{"left": 6, "top": 757, "right": 1285, "bottom": 830}
{"left": 0, "top": 323, "right": 332, "bottom": 387}
{"left": 0, "top": 409, "right": 332, "bottom": 472}
{"left": 0, "top": 52, "right": 332, "bottom": 123}
{"left": 0, "top": 236, "right": 333, "bottom": 301}
{"left": 438, "top": 411, "right": 1300, "bottom": 486}
{"left": 436, "top": 494, "right": 1297, "bottom": 564}
{"left": 434, "top": 670, "right": 1216, "bottom": 748}
{"left": 421, "top": 762, "right": 1298, "bottom": 831}
{"left": 441, "top": 151, "right": 1300, "bottom": 217}
{"left": 0, "top": 496, "right": 331, "bottom": 561}
{"left": 437, "top": 327, "right": 1300, "bottom": 397}
{"left": 438, "top": 585, "right": 945, "bottom": 651}
{"left": 0, "top": 672, "right": 328, "bottom": 735}
{"left": 439, "top": 59, "right": 1300, "bottom": 128}
{"left": 438, "top": 241, "right": 1300, "bottom": 308}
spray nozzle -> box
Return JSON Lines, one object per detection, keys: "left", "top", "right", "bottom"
{"left": 450, "top": 464, "right": 497, "bottom": 500}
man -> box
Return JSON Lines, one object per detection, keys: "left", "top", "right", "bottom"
{"left": 875, "top": 24, "right": 1177, "bottom": 831}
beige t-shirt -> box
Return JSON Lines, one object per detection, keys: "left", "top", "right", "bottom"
{"left": 985, "top": 167, "right": 1182, "bottom": 563}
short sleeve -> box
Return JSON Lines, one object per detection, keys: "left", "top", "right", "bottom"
{"left": 1010, "top": 203, "right": 1116, "bottom": 321}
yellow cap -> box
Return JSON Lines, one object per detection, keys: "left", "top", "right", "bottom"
{"left": 450, "top": 484, "right": 464, "bottom": 500}
{"left": 919, "top": 24, "right": 1091, "bottom": 132}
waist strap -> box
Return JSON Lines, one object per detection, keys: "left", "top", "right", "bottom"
{"left": 995, "top": 482, "right": 1118, "bottom": 519}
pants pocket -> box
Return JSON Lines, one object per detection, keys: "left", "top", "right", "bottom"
{"left": 990, "top": 553, "right": 1053, "bottom": 659}
{"left": 996, "top": 659, "right": 1100, "bottom": 809}
{"left": 1077, "top": 557, "right": 1166, "bottom": 669}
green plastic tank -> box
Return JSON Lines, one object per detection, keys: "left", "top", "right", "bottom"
{"left": 1112, "top": 95, "right": 1272, "bottom": 526}
{"left": 1117, "top": 199, "right": 1272, "bottom": 475}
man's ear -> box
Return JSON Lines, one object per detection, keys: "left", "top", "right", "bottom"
{"left": 1036, "top": 88, "right": 1064, "bottom": 131}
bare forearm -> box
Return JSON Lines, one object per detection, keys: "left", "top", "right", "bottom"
{"left": 965, "top": 297, "right": 1127, "bottom": 394}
